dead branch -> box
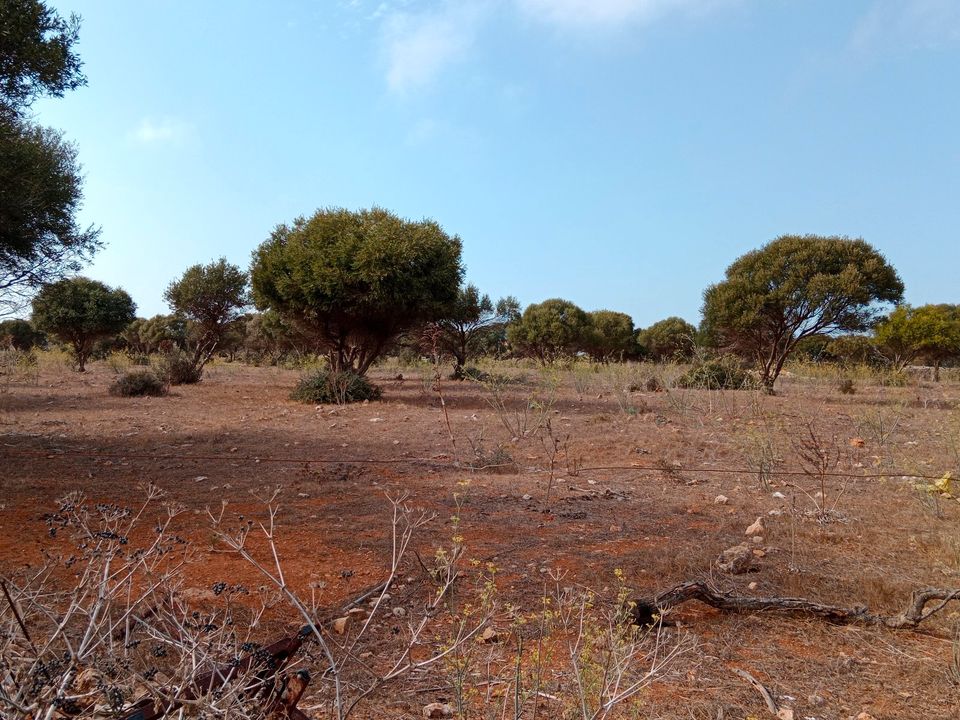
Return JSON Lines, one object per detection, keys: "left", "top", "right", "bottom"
{"left": 636, "top": 581, "right": 960, "bottom": 631}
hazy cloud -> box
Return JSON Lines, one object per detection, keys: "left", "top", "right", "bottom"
{"left": 130, "top": 117, "right": 194, "bottom": 144}
{"left": 850, "top": 0, "right": 960, "bottom": 54}
{"left": 514, "top": 0, "right": 736, "bottom": 28}
{"left": 383, "top": 2, "right": 487, "bottom": 93}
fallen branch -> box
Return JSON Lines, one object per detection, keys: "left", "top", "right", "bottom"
{"left": 635, "top": 581, "right": 960, "bottom": 631}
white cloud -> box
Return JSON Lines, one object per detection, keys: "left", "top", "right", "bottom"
{"left": 382, "top": 2, "right": 487, "bottom": 93}
{"left": 130, "top": 117, "right": 194, "bottom": 144}
{"left": 514, "top": 0, "right": 735, "bottom": 28}
{"left": 850, "top": 0, "right": 960, "bottom": 54}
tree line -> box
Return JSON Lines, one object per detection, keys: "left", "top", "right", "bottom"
{"left": 2, "top": 2, "right": 957, "bottom": 394}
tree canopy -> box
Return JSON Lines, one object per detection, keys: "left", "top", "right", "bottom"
{"left": 583, "top": 310, "right": 635, "bottom": 362}
{"left": 164, "top": 258, "right": 249, "bottom": 372}
{"left": 0, "top": 115, "right": 100, "bottom": 313}
{"left": 432, "top": 284, "right": 519, "bottom": 377}
{"left": 874, "top": 304, "right": 960, "bottom": 380}
{"left": 638, "top": 316, "right": 696, "bottom": 362}
{"left": 1, "top": 0, "right": 86, "bottom": 110}
{"left": 507, "top": 298, "right": 590, "bottom": 364}
{"left": 31, "top": 277, "right": 135, "bottom": 370}
{"left": 250, "top": 207, "right": 463, "bottom": 375}
{"left": 702, "top": 235, "right": 903, "bottom": 390}
{"left": 1, "top": 0, "right": 96, "bottom": 314}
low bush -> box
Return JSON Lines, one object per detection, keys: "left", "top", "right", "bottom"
{"left": 674, "top": 355, "right": 751, "bottom": 390}
{"left": 156, "top": 350, "right": 202, "bottom": 385}
{"left": 109, "top": 370, "right": 168, "bottom": 397}
{"left": 838, "top": 378, "right": 856, "bottom": 395}
{"left": 290, "top": 369, "right": 382, "bottom": 404}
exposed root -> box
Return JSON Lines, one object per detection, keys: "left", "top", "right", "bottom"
{"left": 636, "top": 581, "right": 960, "bottom": 630}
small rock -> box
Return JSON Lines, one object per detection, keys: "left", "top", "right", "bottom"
{"left": 768, "top": 509, "right": 783, "bottom": 516}
{"left": 392, "top": 606, "right": 407, "bottom": 618}
{"left": 347, "top": 607, "right": 367, "bottom": 618}
{"left": 717, "top": 543, "right": 757, "bottom": 574}
{"left": 423, "top": 703, "right": 454, "bottom": 719}
{"left": 849, "top": 437, "right": 866, "bottom": 448}
{"left": 479, "top": 626, "right": 500, "bottom": 643}
{"left": 855, "top": 713, "right": 876, "bottom": 720}
{"left": 331, "top": 616, "right": 351, "bottom": 635}
{"left": 714, "top": 494, "right": 729, "bottom": 505}
{"left": 772, "top": 491, "right": 786, "bottom": 499}
{"left": 522, "top": 494, "right": 532, "bottom": 501}
{"left": 808, "top": 694, "right": 824, "bottom": 706}
{"left": 752, "top": 535, "right": 764, "bottom": 544}
{"left": 609, "top": 524, "right": 622, "bottom": 532}
{"left": 753, "top": 548, "right": 766, "bottom": 557}
{"left": 748, "top": 581, "right": 758, "bottom": 590}
{"left": 745, "top": 517, "right": 764, "bottom": 536}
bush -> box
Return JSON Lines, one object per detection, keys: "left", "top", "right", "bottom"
{"left": 290, "top": 369, "right": 382, "bottom": 404}
{"left": 674, "top": 355, "right": 751, "bottom": 390}
{"left": 156, "top": 350, "right": 202, "bottom": 385}
{"left": 109, "top": 370, "right": 167, "bottom": 397}
{"left": 838, "top": 378, "right": 856, "bottom": 395}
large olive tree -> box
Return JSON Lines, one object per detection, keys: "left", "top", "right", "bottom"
{"left": 432, "top": 284, "right": 519, "bottom": 378}
{"left": 1, "top": 1, "right": 99, "bottom": 315}
{"left": 874, "top": 304, "right": 960, "bottom": 381}
{"left": 164, "top": 258, "right": 249, "bottom": 374}
{"left": 702, "top": 235, "right": 903, "bottom": 391}
{"left": 250, "top": 207, "right": 463, "bottom": 376}
{"left": 507, "top": 298, "right": 591, "bottom": 364}
{"left": 31, "top": 277, "right": 135, "bottom": 370}
{"left": 583, "top": 310, "right": 635, "bottom": 362}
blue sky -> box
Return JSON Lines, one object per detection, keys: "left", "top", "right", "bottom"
{"left": 32, "top": 0, "right": 960, "bottom": 326}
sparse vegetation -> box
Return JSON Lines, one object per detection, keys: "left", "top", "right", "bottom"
{"left": 109, "top": 369, "right": 167, "bottom": 397}
{"left": 290, "top": 367, "right": 383, "bottom": 404}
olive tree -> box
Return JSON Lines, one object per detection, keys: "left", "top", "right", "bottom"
{"left": 583, "top": 310, "right": 635, "bottom": 362}
{"left": 31, "top": 277, "right": 135, "bottom": 370}
{"left": 250, "top": 207, "right": 463, "bottom": 376}
{"left": 702, "top": 235, "right": 903, "bottom": 391}
{"left": 638, "top": 316, "right": 696, "bottom": 362}
{"left": 164, "top": 258, "right": 249, "bottom": 374}
{"left": 1, "top": 1, "right": 99, "bottom": 315}
{"left": 506, "top": 298, "right": 590, "bottom": 364}
{"left": 432, "top": 284, "right": 519, "bottom": 378}
{"left": 874, "top": 304, "right": 960, "bottom": 380}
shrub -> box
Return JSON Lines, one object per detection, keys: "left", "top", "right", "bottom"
{"left": 109, "top": 370, "right": 167, "bottom": 397}
{"left": 674, "top": 355, "right": 751, "bottom": 390}
{"left": 290, "top": 369, "right": 382, "bottom": 404}
{"left": 838, "top": 378, "right": 856, "bottom": 395}
{"left": 156, "top": 350, "right": 202, "bottom": 385}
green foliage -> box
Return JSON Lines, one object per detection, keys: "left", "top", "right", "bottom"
{"left": 825, "top": 334, "right": 877, "bottom": 366}
{"left": 506, "top": 298, "right": 590, "bottom": 364}
{"left": 290, "top": 368, "right": 383, "bottom": 405}
{"left": 702, "top": 235, "right": 903, "bottom": 390}
{"left": 155, "top": 349, "right": 202, "bottom": 385}
{"left": 583, "top": 310, "right": 635, "bottom": 362}
{"left": 638, "top": 316, "right": 696, "bottom": 361}
{"left": 0, "top": 0, "right": 86, "bottom": 108}
{"left": 251, "top": 207, "right": 463, "bottom": 376}
{"left": 0, "top": 111, "right": 100, "bottom": 312}
{"left": 122, "top": 314, "right": 186, "bottom": 355}
{"left": 164, "top": 258, "right": 248, "bottom": 374}
{"left": 874, "top": 304, "right": 960, "bottom": 379}
{"left": 1, "top": 1, "right": 97, "bottom": 313}
{"left": 109, "top": 370, "right": 167, "bottom": 397}
{"left": 0, "top": 317, "right": 43, "bottom": 349}
{"left": 30, "top": 277, "right": 135, "bottom": 371}
{"left": 674, "top": 354, "right": 751, "bottom": 390}
{"left": 433, "top": 284, "right": 519, "bottom": 377}
{"left": 242, "top": 310, "right": 316, "bottom": 365}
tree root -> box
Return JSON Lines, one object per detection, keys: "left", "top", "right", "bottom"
{"left": 634, "top": 581, "right": 960, "bottom": 630}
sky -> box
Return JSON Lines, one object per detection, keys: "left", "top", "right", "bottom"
{"left": 29, "top": 0, "right": 960, "bottom": 327}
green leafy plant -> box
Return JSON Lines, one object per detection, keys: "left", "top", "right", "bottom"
{"left": 109, "top": 370, "right": 167, "bottom": 397}
{"left": 290, "top": 368, "right": 382, "bottom": 405}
